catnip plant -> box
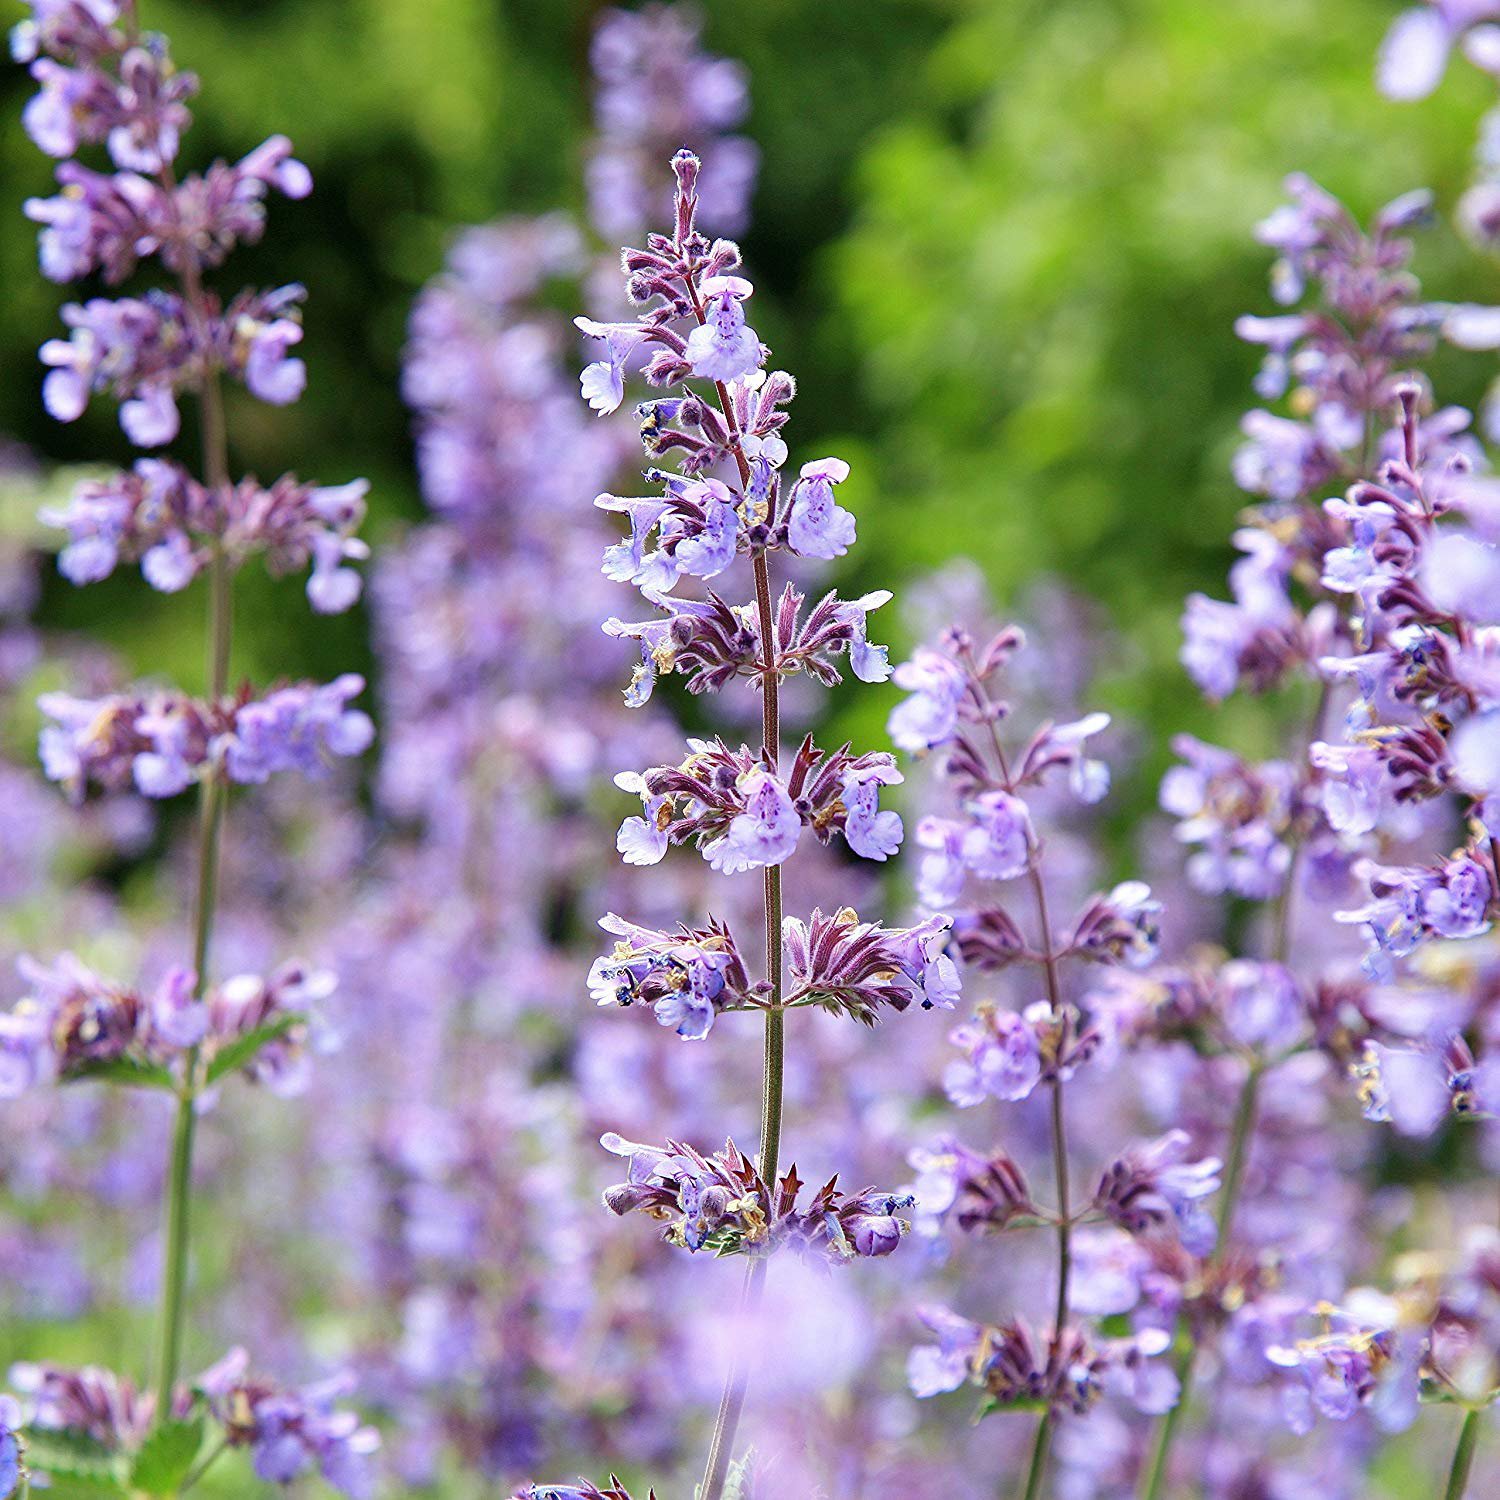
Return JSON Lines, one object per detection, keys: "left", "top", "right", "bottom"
{"left": 514, "top": 146, "right": 960, "bottom": 1500}
{"left": 1, "top": 2, "right": 375, "bottom": 1495}
{"left": 886, "top": 628, "right": 1193, "bottom": 1500}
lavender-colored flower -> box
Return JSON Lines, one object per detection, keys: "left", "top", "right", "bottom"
{"left": 0, "top": 952, "right": 334, "bottom": 1096}
{"left": 223, "top": 675, "right": 375, "bottom": 785}
{"left": 596, "top": 477, "right": 743, "bottom": 597}
{"left": 1267, "top": 1297, "right": 1419, "bottom": 1435}
{"left": 906, "top": 1305, "right": 986, "bottom": 1399}
{"left": 1181, "top": 529, "right": 1305, "bottom": 699}
{"left": 1093, "top": 1129, "right": 1223, "bottom": 1254}
{"left": 943, "top": 1004, "right": 1044, "bottom": 1105}
{"left": 1066, "top": 880, "right": 1163, "bottom": 968}
{"left": 1352, "top": 1040, "right": 1453, "bottom": 1136}
{"left": 0, "top": 1395, "right": 20, "bottom": 1498}
{"left": 1336, "top": 853, "right": 1494, "bottom": 977}
{"left": 783, "top": 907, "right": 960, "bottom": 1022}
{"left": 1160, "top": 735, "right": 1297, "bottom": 900}
{"left": 683, "top": 275, "right": 761, "bottom": 382}
{"left": 1376, "top": 3, "right": 1500, "bottom": 102}
{"left": 704, "top": 767, "right": 801, "bottom": 873}
{"left": 515, "top": 1481, "right": 653, "bottom": 1500}
{"left": 1217, "top": 959, "right": 1307, "bottom": 1053}
{"left": 786, "top": 457, "right": 856, "bottom": 560}
{"left": 39, "top": 285, "right": 313, "bottom": 444}
{"left": 842, "top": 766, "right": 904, "bottom": 861}
{"left": 200, "top": 1349, "right": 381, "bottom": 1499}
{"left": 7, "top": 1358, "right": 154, "bottom": 1452}
{"left": 887, "top": 646, "right": 969, "bottom": 752}
{"left": 44, "top": 463, "right": 368, "bottom": 611}
{"left": 611, "top": 769, "right": 671, "bottom": 865}
{"left": 38, "top": 677, "right": 372, "bottom": 802}
{"left": 961, "top": 789, "right": 1034, "bottom": 881}
{"left": 908, "top": 1137, "right": 1037, "bottom": 1233}
{"left": 908, "top": 1311, "right": 1173, "bottom": 1419}
{"left": 587, "top": 1, "right": 755, "bottom": 240}
{"left": 587, "top": 913, "right": 755, "bottom": 1040}
{"left": 0, "top": 1006, "right": 56, "bottom": 1098}
{"left": 618, "top": 736, "right": 904, "bottom": 871}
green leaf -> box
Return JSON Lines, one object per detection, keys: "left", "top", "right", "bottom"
{"left": 205, "top": 1016, "right": 297, "bottom": 1085}
{"left": 30, "top": 1477, "right": 128, "bottom": 1500}
{"left": 128, "top": 1418, "right": 204, "bottom": 1496}
{"left": 973, "top": 1394, "right": 1047, "bottom": 1422}
{"left": 63, "top": 1056, "right": 175, "bottom": 1092}
{"left": 20, "top": 1428, "right": 126, "bottom": 1495}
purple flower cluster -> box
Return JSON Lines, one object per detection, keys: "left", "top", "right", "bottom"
{"left": 908, "top": 1307, "right": 1179, "bottom": 1419}
{"left": 587, "top": 3, "right": 756, "bottom": 240}
{"left": 1377, "top": 2, "right": 1500, "bottom": 247}
{"left": 614, "top": 733, "right": 903, "bottom": 872}
{"left": 601, "top": 1131, "right": 912, "bottom": 1261}
{"left": 0, "top": 954, "right": 333, "bottom": 1099}
{"left": 46, "top": 462, "right": 368, "bottom": 611}
{"left": 516, "top": 1481, "right": 653, "bottom": 1500}
{"left": 589, "top": 912, "right": 759, "bottom": 1040}
{"left": 882, "top": 619, "right": 1218, "bottom": 1489}
{"left": 783, "top": 906, "right": 961, "bottom": 1022}
{"left": 1159, "top": 735, "right": 1300, "bottom": 899}
{"left": 38, "top": 675, "right": 373, "bottom": 802}
{"left": 325, "top": 10, "right": 779, "bottom": 1487}
{"left": 5, "top": 1350, "right": 378, "bottom": 1499}
{"left": 13, "top": 4, "right": 326, "bottom": 447}
{"left": 199, "top": 1349, "right": 380, "bottom": 1498}
{"left": 606, "top": 582, "right": 892, "bottom": 707}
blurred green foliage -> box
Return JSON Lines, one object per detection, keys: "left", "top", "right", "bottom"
{"left": 2, "top": 0, "right": 1497, "bottom": 775}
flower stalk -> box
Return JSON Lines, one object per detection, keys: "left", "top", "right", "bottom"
{"left": 549, "top": 143, "right": 924, "bottom": 1500}
{"left": 1444, "top": 1409, "right": 1481, "bottom": 1500}
{"left": 695, "top": 314, "right": 785, "bottom": 1500}
{"left": 979, "top": 694, "right": 1073, "bottom": 1500}
{"left": 152, "top": 250, "right": 234, "bottom": 1413}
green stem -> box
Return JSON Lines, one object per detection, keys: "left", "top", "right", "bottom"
{"left": 1215, "top": 1064, "right": 1261, "bottom": 1244}
{"left": 960, "top": 651, "right": 1072, "bottom": 1500}
{"left": 178, "top": 1436, "right": 230, "bottom": 1494}
{"left": 1020, "top": 1410, "right": 1052, "bottom": 1500}
{"left": 153, "top": 1089, "right": 198, "bottom": 1419}
{"left": 152, "top": 354, "right": 232, "bottom": 1417}
{"left": 1137, "top": 1362, "right": 1191, "bottom": 1500}
{"left": 691, "top": 309, "right": 784, "bottom": 1497}
{"left": 1444, "top": 1409, "right": 1481, "bottom": 1500}
{"left": 1136, "top": 1062, "right": 1261, "bottom": 1500}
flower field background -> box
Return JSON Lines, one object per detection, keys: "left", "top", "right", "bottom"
{"left": 2, "top": 1, "right": 1500, "bottom": 1498}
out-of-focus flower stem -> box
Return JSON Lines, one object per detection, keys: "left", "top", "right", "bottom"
{"left": 179, "top": 1436, "right": 230, "bottom": 1493}
{"left": 955, "top": 645, "right": 1073, "bottom": 1500}
{"left": 153, "top": 304, "right": 233, "bottom": 1418}
{"left": 1137, "top": 1058, "right": 1261, "bottom": 1500}
{"left": 695, "top": 345, "right": 785, "bottom": 1500}
{"left": 1444, "top": 1409, "right": 1481, "bottom": 1500}
{"left": 1138, "top": 675, "right": 1327, "bottom": 1498}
